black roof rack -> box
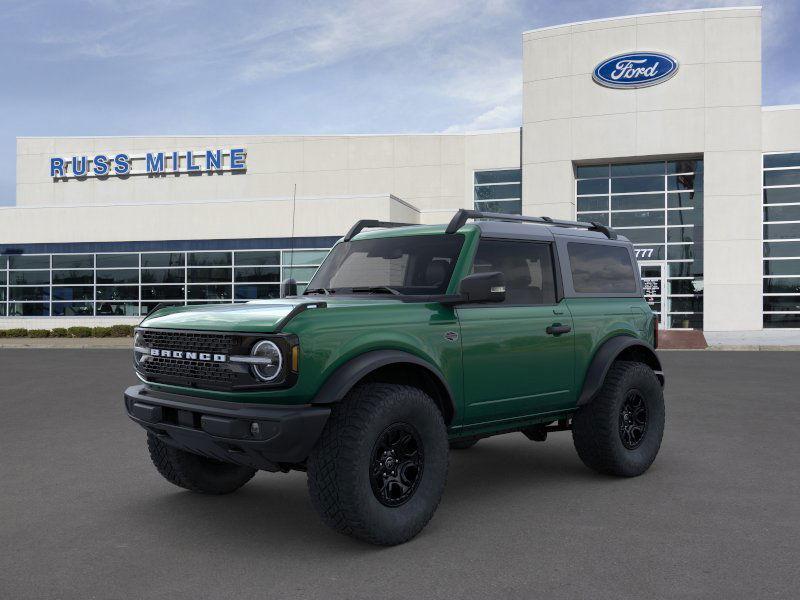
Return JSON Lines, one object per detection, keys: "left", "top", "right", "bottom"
{"left": 343, "top": 219, "right": 415, "bottom": 242}
{"left": 445, "top": 209, "right": 617, "bottom": 240}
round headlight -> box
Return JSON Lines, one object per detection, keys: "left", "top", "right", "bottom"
{"left": 133, "top": 331, "right": 146, "bottom": 365}
{"left": 251, "top": 340, "right": 283, "bottom": 382}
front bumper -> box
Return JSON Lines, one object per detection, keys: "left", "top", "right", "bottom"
{"left": 124, "top": 384, "right": 330, "bottom": 471}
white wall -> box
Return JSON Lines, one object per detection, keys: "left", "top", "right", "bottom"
{"left": 522, "top": 7, "right": 764, "bottom": 331}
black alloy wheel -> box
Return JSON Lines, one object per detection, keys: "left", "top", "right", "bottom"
{"left": 618, "top": 390, "right": 648, "bottom": 450}
{"left": 369, "top": 423, "right": 424, "bottom": 507}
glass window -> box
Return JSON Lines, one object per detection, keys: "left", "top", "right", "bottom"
{"left": 611, "top": 211, "right": 664, "bottom": 228}
{"left": 667, "top": 174, "right": 700, "bottom": 192}
{"left": 618, "top": 228, "right": 664, "bottom": 244}
{"left": 763, "top": 187, "right": 800, "bottom": 205}
{"left": 52, "top": 286, "right": 93, "bottom": 301}
{"left": 475, "top": 183, "right": 521, "bottom": 201}
{"left": 764, "top": 223, "right": 800, "bottom": 240}
{"left": 308, "top": 235, "right": 464, "bottom": 295}
{"left": 96, "top": 254, "right": 137, "bottom": 268}
{"left": 667, "top": 160, "right": 702, "bottom": 174}
{"left": 9, "top": 270, "right": 50, "bottom": 285}
{"left": 96, "top": 302, "right": 140, "bottom": 316}
{"left": 187, "top": 267, "right": 232, "bottom": 283}
{"left": 668, "top": 191, "right": 703, "bottom": 209}
{"left": 474, "top": 200, "right": 522, "bottom": 214}
{"left": 96, "top": 269, "right": 138, "bottom": 284}
{"left": 0, "top": 255, "right": 6, "bottom": 269}
{"left": 470, "top": 240, "right": 556, "bottom": 305}
{"left": 10, "top": 287, "right": 50, "bottom": 301}
{"left": 611, "top": 176, "right": 663, "bottom": 194}
{"left": 763, "top": 314, "right": 800, "bottom": 327}
{"left": 669, "top": 314, "right": 703, "bottom": 329}
{"left": 141, "top": 253, "right": 185, "bottom": 268}
{"left": 764, "top": 241, "right": 800, "bottom": 258}
{"left": 763, "top": 296, "right": 800, "bottom": 312}
{"left": 576, "top": 165, "right": 608, "bottom": 179}
{"left": 764, "top": 278, "right": 800, "bottom": 294}
{"left": 188, "top": 251, "right": 231, "bottom": 266}
{"left": 142, "top": 301, "right": 183, "bottom": 315}
{"left": 764, "top": 153, "right": 800, "bottom": 168}
{"left": 282, "top": 250, "right": 328, "bottom": 265}
{"left": 577, "top": 197, "right": 608, "bottom": 212}
{"left": 52, "top": 270, "right": 93, "bottom": 284}
{"left": 187, "top": 284, "right": 232, "bottom": 300}
{"left": 0, "top": 272, "right": 5, "bottom": 285}
{"left": 234, "top": 267, "right": 280, "bottom": 282}
{"left": 576, "top": 179, "right": 607, "bottom": 195}
{"left": 234, "top": 251, "right": 279, "bottom": 266}
{"left": 52, "top": 254, "right": 93, "bottom": 269}
{"left": 52, "top": 302, "right": 94, "bottom": 316}
{"left": 8, "top": 302, "right": 49, "bottom": 316}
{"left": 96, "top": 286, "right": 138, "bottom": 301}
{"left": 577, "top": 212, "right": 609, "bottom": 226}
{"left": 668, "top": 279, "right": 703, "bottom": 295}
{"left": 141, "top": 285, "right": 185, "bottom": 300}
{"left": 9, "top": 255, "right": 49, "bottom": 269}
{"left": 567, "top": 243, "right": 637, "bottom": 294}
{"left": 667, "top": 227, "right": 694, "bottom": 243}
{"left": 284, "top": 267, "right": 319, "bottom": 282}
{"left": 474, "top": 169, "right": 521, "bottom": 184}
{"left": 633, "top": 245, "right": 665, "bottom": 260}
{"left": 667, "top": 245, "right": 694, "bottom": 261}
{"left": 764, "top": 170, "right": 800, "bottom": 187}
{"left": 141, "top": 268, "right": 184, "bottom": 284}
{"left": 764, "top": 205, "right": 800, "bottom": 222}
{"left": 0, "top": 304, "right": 6, "bottom": 316}
{"left": 611, "top": 194, "right": 664, "bottom": 211}
{"left": 668, "top": 209, "right": 699, "bottom": 226}
{"left": 670, "top": 296, "right": 703, "bottom": 312}
{"left": 234, "top": 284, "right": 281, "bottom": 300}
{"left": 763, "top": 260, "right": 800, "bottom": 276}
{"left": 611, "top": 162, "right": 664, "bottom": 177}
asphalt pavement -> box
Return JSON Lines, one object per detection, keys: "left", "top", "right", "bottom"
{"left": 1, "top": 350, "right": 798, "bottom": 599}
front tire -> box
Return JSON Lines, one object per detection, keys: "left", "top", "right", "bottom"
{"left": 147, "top": 433, "right": 256, "bottom": 494}
{"left": 572, "top": 361, "right": 664, "bottom": 477}
{"left": 307, "top": 383, "right": 448, "bottom": 546}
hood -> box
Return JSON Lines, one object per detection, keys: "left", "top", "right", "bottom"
{"left": 139, "top": 297, "right": 402, "bottom": 333}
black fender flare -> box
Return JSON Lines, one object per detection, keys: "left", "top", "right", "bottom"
{"left": 578, "top": 336, "right": 664, "bottom": 406}
{"left": 310, "top": 349, "right": 457, "bottom": 423}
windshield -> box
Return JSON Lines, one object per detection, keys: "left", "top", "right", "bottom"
{"left": 306, "top": 234, "right": 464, "bottom": 296}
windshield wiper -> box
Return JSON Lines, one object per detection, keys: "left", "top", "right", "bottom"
{"left": 304, "top": 287, "right": 334, "bottom": 295}
{"left": 349, "top": 286, "right": 401, "bottom": 296}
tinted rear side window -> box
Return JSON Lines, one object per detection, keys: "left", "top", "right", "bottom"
{"left": 567, "top": 242, "right": 637, "bottom": 294}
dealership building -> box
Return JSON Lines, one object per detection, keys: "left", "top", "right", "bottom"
{"left": 2, "top": 5, "right": 799, "bottom": 338}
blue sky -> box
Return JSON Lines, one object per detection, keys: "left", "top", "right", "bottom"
{"left": 1, "top": 0, "right": 798, "bottom": 206}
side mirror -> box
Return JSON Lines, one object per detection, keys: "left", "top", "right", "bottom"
{"left": 280, "top": 278, "right": 298, "bottom": 298}
{"left": 457, "top": 271, "right": 506, "bottom": 304}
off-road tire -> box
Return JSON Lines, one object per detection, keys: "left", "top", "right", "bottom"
{"left": 307, "top": 383, "right": 449, "bottom": 546}
{"left": 572, "top": 361, "right": 664, "bottom": 477}
{"left": 147, "top": 433, "right": 257, "bottom": 494}
{"left": 449, "top": 437, "right": 479, "bottom": 450}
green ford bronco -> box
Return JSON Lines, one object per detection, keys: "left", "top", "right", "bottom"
{"left": 125, "top": 209, "right": 664, "bottom": 545}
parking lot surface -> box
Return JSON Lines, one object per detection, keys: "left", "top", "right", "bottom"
{"left": 1, "top": 350, "right": 798, "bottom": 599}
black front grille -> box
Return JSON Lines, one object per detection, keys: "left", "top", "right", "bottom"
{"left": 138, "top": 329, "right": 240, "bottom": 389}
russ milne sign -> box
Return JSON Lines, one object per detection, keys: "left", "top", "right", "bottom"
{"left": 50, "top": 148, "right": 246, "bottom": 179}
{"left": 593, "top": 52, "right": 678, "bottom": 89}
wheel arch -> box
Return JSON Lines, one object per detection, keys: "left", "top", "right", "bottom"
{"left": 311, "top": 350, "right": 456, "bottom": 424}
{"left": 578, "top": 335, "right": 664, "bottom": 406}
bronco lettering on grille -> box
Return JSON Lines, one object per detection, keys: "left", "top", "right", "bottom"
{"left": 150, "top": 348, "right": 227, "bottom": 362}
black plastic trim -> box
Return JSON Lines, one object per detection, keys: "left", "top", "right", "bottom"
{"left": 311, "top": 349, "right": 456, "bottom": 423}
{"left": 446, "top": 209, "right": 618, "bottom": 239}
{"left": 343, "top": 220, "right": 415, "bottom": 242}
{"left": 124, "top": 384, "right": 330, "bottom": 467}
{"left": 578, "top": 336, "right": 664, "bottom": 406}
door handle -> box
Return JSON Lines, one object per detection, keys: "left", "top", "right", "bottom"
{"left": 546, "top": 323, "right": 571, "bottom": 336}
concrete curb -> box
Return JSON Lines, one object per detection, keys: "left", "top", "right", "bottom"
{"left": 0, "top": 338, "right": 133, "bottom": 349}
{"left": 658, "top": 345, "right": 800, "bottom": 351}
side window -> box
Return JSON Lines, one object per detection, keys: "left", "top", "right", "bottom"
{"left": 567, "top": 242, "right": 637, "bottom": 294}
{"left": 471, "top": 239, "right": 556, "bottom": 305}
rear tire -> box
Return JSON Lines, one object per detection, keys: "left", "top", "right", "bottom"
{"left": 572, "top": 361, "right": 664, "bottom": 477}
{"left": 449, "top": 437, "right": 479, "bottom": 450}
{"left": 147, "top": 433, "right": 256, "bottom": 494}
{"left": 307, "top": 383, "right": 448, "bottom": 546}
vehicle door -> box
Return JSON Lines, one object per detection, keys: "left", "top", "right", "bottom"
{"left": 457, "top": 237, "right": 575, "bottom": 426}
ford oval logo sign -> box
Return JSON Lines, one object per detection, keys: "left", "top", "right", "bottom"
{"left": 593, "top": 52, "right": 679, "bottom": 89}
